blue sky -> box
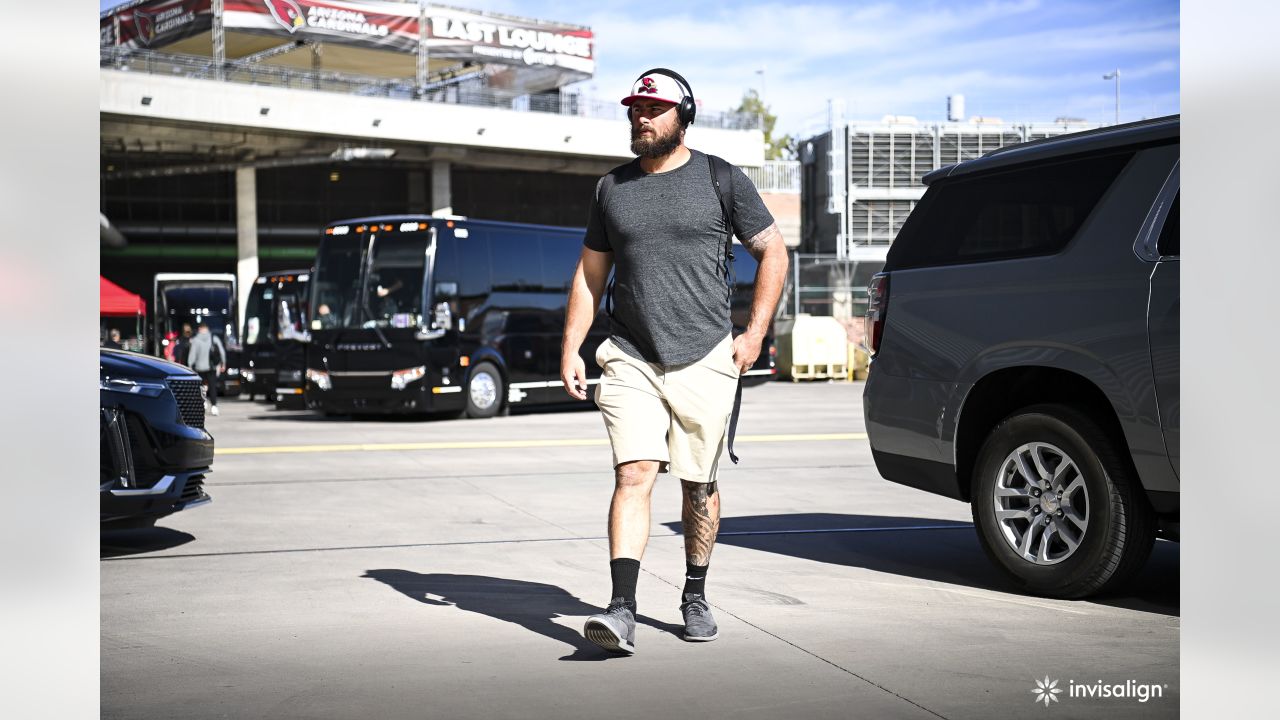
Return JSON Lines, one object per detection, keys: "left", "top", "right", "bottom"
{"left": 101, "top": 0, "right": 1180, "bottom": 136}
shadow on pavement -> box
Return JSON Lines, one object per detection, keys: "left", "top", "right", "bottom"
{"left": 100, "top": 527, "right": 196, "bottom": 559}
{"left": 362, "top": 570, "right": 683, "bottom": 661}
{"left": 662, "top": 513, "right": 1179, "bottom": 617}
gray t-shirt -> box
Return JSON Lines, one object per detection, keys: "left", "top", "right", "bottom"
{"left": 583, "top": 149, "right": 774, "bottom": 367}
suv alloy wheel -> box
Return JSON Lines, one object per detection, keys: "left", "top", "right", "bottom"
{"left": 971, "top": 404, "right": 1156, "bottom": 598}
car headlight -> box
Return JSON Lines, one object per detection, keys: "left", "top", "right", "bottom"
{"left": 100, "top": 378, "right": 167, "bottom": 397}
{"left": 226, "top": 367, "right": 240, "bottom": 377}
{"left": 243, "top": 370, "right": 256, "bottom": 383}
{"left": 390, "top": 365, "right": 426, "bottom": 390}
{"left": 306, "top": 369, "right": 331, "bottom": 391}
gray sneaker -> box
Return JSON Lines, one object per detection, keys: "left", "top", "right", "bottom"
{"left": 583, "top": 598, "right": 636, "bottom": 654}
{"left": 680, "top": 593, "right": 719, "bottom": 642}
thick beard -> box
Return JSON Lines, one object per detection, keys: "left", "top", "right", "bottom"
{"left": 630, "top": 123, "right": 683, "bottom": 159}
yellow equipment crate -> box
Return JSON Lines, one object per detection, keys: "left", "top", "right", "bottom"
{"left": 774, "top": 315, "right": 850, "bottom": 381}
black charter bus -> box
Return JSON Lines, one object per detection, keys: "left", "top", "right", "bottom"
{"left": 241, "top": 270, "right": 311, "bottom": 405}
{"left": 305, "top": 215, "right": 775, "bottom": 418}
{"left": 153, "top": 273, "right": 242, "bottom": 397}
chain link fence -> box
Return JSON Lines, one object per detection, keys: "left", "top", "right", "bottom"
{"left": 781, "top": 252, "right": 887, "bottom": 347}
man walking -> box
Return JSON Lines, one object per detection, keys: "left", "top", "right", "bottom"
{"left": 188, "top": 322, "right": 227, "bottom": 417}
{"left": 560, "top": 68, "right": 789, "bottom": 654}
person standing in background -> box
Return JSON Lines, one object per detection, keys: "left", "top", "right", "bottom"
{"left": 187, "top": 323, "right": 226, "bottom": 416}
{"left": 173, "top": 324, "right": 194, "bottom": 367}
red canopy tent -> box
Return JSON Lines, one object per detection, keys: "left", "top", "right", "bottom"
{"left": 100, "top": 276, "right": 146, "bottom": 317}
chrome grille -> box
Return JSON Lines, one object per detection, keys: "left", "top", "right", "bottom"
{"left": 168, "top": 378, "right": 205, "bottom": 428}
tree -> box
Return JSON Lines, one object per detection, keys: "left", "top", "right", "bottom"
{"left": 735, "top": 89, "right": 794, "bottom": 160}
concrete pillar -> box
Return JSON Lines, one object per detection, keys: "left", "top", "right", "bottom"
{"left": 235, "top": 166, "right": 259, "bottom": 336}
{"left": 431, "top": 161, "right": 452, "bottom": 217}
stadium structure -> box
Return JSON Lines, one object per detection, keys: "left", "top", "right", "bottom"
{"left": 99, "top": 0, "right": 765, "bottom": 315}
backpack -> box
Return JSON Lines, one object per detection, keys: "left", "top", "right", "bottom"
{"left": 209, "top": 337, "right": 223, "bottom": 368}
{"left": 600, "top": 153, "right": 738, "bottom": 317}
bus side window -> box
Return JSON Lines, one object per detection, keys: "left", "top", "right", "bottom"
{"left": 541, "top": 232, "right": 582, "bottom": 293}
{"left": 490, "top": 230, "right": 543, "bottom": 292}
{"left": 448, "top": 228, "right": 490, "bottom": 324}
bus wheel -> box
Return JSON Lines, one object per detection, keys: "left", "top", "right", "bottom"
{"left": 465, "top": 362, "right": 504, "bottom": 419}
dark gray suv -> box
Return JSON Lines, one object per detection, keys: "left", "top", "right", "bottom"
{"left": 863, "top": 116, "right": 1179, "bottom": 598}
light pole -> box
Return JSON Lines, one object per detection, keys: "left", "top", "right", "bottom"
{"left": 754, "top": 67, "right": 767, "bottom": 139}
{"left": 1103, "top": 69, "right": 1120, "bottom": 125}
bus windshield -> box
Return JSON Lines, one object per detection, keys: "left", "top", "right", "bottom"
{"left": 243, "top": 282, "right": 275, "bottom": 345}
{"left": 312, "top": 229, "right": 431, "bottom": 330}
{"left": 161, "top": 284, "right": 237, "bottom": 343}
{"left": 276, "top": 291, "right": 309, "bottom": 341}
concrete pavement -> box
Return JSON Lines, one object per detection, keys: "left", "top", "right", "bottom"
{"left": 101, "top": 382, "right": 1178, "bottom": 719}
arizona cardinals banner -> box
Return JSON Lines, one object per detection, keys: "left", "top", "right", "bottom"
{"left": 104, "top": 0, "right": 213, "bottom": 49}
{"left": 223, "top": 0, "right": 421, "bottom": 53}
{"left": 104, "top": 0, "right": 594, "bottom": 77}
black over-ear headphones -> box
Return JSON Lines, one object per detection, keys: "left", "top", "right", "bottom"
{"left": 634, "top": 67, "right": 696, "bottom": 126}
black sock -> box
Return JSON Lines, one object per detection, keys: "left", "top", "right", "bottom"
{"left": 609, "top": 558, "right": 640, "bottom": 606}
{"left": 683, "top": 561, "right": 708, "bottom": 597}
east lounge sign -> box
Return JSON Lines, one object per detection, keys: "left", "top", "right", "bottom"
{"left": 426, "top": 10, "right": 593, "bottom": 72}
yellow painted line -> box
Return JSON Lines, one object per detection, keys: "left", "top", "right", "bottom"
{"left": 216, "top": 432, "right": 868, "bottom": 456}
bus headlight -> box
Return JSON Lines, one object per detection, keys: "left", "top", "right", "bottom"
{"left": 391, "top": 365, "right": 426, "bottom": 390}
{"left": 306, "top": 369, "right": 331, "bottom": 391}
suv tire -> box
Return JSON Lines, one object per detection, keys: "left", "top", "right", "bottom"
{"left": 464, "top": 362, "right": 504, "bottom": 419}
{"left": 971, "top": 404, "right": 1156, "bottom": 599}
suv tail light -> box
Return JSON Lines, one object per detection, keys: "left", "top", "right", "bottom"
{"left": 866, "top": 273, "right": 890, "bottom": 357}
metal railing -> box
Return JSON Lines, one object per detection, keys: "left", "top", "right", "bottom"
{"left": 782, "top": 253, "right": 888, "bottom": 321}
{"left": 100, "top": 48, "right": 761, "bottom": 130}
{"left": 744, "top": 161, "right": 801, "bottom": 193}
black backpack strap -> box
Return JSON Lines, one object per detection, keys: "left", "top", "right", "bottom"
{"left": 726, "top": 374, "right": 743, "bottom": 464}
{"left": 597, "top": 169, "right": 622, "bottom": 318}
{"left": 706, "top": 154, "right": 737, "bottom": 299}
{"left": 707, "top": 154, "right": 744, "bottom": 464}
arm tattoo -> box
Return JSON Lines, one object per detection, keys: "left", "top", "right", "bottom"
{"left": 681, "top": 480, "right": 720, "bottom": 566}
{"left": 743, "top": 223, "right": 782, "bottom": 260}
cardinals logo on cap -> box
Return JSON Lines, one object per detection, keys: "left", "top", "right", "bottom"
{"left": 639, "top": 77, "right": 658, "bottom": 94}
{"left": 263, "top": 0, "right": 306, "bottom": 34}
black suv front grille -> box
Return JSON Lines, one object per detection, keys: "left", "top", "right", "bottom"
{"left": 181, "top": 474, "right": 208, "bottom": 504}
{"left": 168, "top": 379, "right": 205, "bottom": 428}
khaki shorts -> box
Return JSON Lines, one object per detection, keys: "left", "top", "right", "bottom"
{"left": 593, "top": 335, "right": 739, "bottom": 484}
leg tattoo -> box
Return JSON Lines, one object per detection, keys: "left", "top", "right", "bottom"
{"left": 681, "top": 480, "right": 720, "bottom": 566}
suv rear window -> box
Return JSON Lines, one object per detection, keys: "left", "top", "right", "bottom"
{"left": 1157, "top": 193, "right": 1179, "bottom": 257}
{"left": 887, "top": 151, "right": 1134, "bottom": 270}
